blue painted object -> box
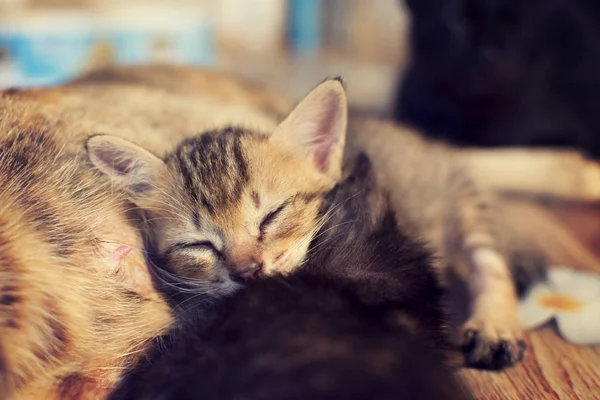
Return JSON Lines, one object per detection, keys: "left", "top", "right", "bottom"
{"left": 0, "top": 7, "right": 215, "bottom": 88}
{"left": 5, "top": 33, "right": 94, "bottom": 85}
{"left": 98, "top": 4, "right": 215, "bottom": 67}
{"left": 289, "top": 0, "right": 322, "bottom": 55}
{"left": 0, "top": 12, "right": 95, "bottom": 87}
{"left": 106, "top": 20, "right": 214, "bottom": 66}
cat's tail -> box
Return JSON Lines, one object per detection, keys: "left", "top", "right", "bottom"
{"left": 464, "top": 148, "right": 600, "bottom": 202}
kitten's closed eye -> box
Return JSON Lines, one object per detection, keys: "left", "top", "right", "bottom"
{"left": 259, "top": 202, "right": 288, "bottom": 237}
{"left": 175, "top": 241, "right": 220, "bottom": 256}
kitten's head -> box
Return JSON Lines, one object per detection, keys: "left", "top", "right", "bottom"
{"left": 87, "top": 79, "right": 347, "bottom": 296}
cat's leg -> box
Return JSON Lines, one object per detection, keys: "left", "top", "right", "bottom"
{"left": 449, "top": 169, "right": 527, "bottom": 370}
{"left": 466, "top": 148, "right": 600, "bottom": 202}
{"left": 460, "top": 247, "right": 526, "bottom": 370}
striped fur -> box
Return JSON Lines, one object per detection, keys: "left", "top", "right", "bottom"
{"left": 0, "top": 127, "right": 172, "bottom": 399}
{"left": 77, "top": 66, "right": 542, "bottom": 369}
{"left": 153, "top": 127, "right": 331, "bottom": 302}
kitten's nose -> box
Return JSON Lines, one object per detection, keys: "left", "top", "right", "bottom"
{"left": 229, "top": 259, "right": 264, "bottom": 283}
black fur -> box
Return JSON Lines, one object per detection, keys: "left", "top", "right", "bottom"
{"left": 109, "top": 155, "right": 471, "bottom": 400}
{"left": 395, "top": 0, "right": 600, "bottom": 157}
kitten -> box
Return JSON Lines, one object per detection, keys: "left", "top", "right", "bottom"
{"left": 85, "top": 66, "right": 530, "bottom": 370}
{"left": 87, "top": 79, "right": 348, "bottom": 309}
{"left": 108, "top": 154, "right": 473, "bottom": 400}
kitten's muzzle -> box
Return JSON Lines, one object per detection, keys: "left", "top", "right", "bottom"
{"left": 229, "top": 260, "right": 264, "bottom": 283}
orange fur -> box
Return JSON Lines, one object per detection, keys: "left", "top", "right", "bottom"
{"left": 0, "top": 126, "right": 172, "bottom": 399}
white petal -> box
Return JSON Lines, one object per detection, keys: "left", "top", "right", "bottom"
{"left": 548, "top": 267, "right": 600, "bottom": 300}
{"left": 555, "top": 299, "right": 600, "bottom": 345}
{"left": 519, "top": 283, "right": 555, "bottom": 330}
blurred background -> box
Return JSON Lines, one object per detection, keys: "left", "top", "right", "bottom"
{"left": 0, "top": 0, "right": 409, "bottom": 113}
{"left": 1, "top": 0, "right": 600, "bottom": 156}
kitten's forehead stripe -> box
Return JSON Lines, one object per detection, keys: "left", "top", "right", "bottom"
{"left": 192, "top": 211, "right": 202, "bottom": 229}
{"left": 251, "top": 191, "right": 260, "bottom": 209}
{"left": 173, "top": 128, "right": 254, "bottom": 215}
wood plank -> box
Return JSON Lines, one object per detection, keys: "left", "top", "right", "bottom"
{"left": 461, "top": 326, "right": 600, "bottom": 399}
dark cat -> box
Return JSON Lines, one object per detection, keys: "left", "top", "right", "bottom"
{"left": 108, "top": 154, "right": 472, "bottom": 400}
{"left": 395, "top": 0, "right": 600, "bottom": 157}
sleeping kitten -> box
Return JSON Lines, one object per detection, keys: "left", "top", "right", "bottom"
{"left": 108, "top": 154, "right": 473, "bottom": 400}
{"left": 87, "top": 79, "right": 348, "bottom": 308}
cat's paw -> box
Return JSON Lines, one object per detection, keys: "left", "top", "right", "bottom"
{"left": 459, "top": 317, "right": 526, "bottom": 370}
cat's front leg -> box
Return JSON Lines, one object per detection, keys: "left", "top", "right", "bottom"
{"left": 447, "top": 170, "right": 528, "bottom": 370}
{"left": 459, "top": 241, "right": 526, "bottom": 370}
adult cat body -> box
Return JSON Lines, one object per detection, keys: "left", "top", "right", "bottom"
{"left": 109, "top": 155, "right": 473, "bottom": 400}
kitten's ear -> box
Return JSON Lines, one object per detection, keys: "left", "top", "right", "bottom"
{"left": 86, "top": 135, "right": 167, "bottom": 205}
{"left": 272, "top": 78, "right": 348, "bottom": 181}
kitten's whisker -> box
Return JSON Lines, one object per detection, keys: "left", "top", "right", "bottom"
{"left": 174, "top": 292, "right": 217, "bottom": 316}
{"left": 310, "top": 221, "right": 355, "bottom": 242}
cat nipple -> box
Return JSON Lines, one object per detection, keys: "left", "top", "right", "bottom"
{"left": 116, "top": 245, "right": 133, "bottom": 263}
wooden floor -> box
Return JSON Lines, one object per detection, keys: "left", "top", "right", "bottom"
{"left": 460, "top": 199, "right": 600, "bottom": 399}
